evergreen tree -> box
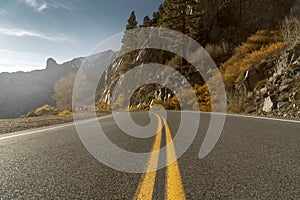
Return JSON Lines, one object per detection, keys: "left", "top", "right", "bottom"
{"left": 151, "top": 4, "right": 164, "bottom": 27}
{"left": 137, "top": 15, "right": 152, "bottom": 48}
{"left": 159, "top": 0, "right": 188, "bottom": 33}
{"left": 121, "top": 11, "right": 138, "bottom": 56}
{"left": 158, "top": 0, "right": 203, "bottom": 37}
{"left": 126, "top": 11, "right": 138, "bottom": 30}
{"left": 186, "top": 0, "right": 205, "bottom": 42}
{"left": 142, "top": 15, "right": 152, "bottom": 27}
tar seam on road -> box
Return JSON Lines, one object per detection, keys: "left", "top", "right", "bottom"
{"left": 134, "top": 114, "right": 186, "bottom": 200}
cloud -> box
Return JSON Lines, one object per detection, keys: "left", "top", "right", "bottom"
{"left": 21, "top": 0, "right": 47, "bottom": 12}
{"left": 0, "top": 27, "right": 68, "bottom": 41}
{"left": 0, "top": 9, "right": 7, "bottom": 15}
{"left": 37, "top": 3, "right": 47, "bottom": 12}
{"left": 23, "top": 0, "right": 38, "bottom": 7}
{"left": 21, "top": 0, "right": 71, "bottom": 12}
{"left": 0, "top": 48, "right": 38, "bottom": 55}
{"left": 0, "top": 48, "right": 45, "bottom": 73}
{"left": 51, "top": 1, "right": 71, "bottom": 10}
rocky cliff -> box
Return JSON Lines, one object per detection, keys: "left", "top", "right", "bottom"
{"left": 193, "top": 0, "right": 296, "bottom": 45}
{"left": 233, "top": 45, "right": 300, "bottom": 118}
{"left": 100, "top": 0, "right": 297, "bottom": 111}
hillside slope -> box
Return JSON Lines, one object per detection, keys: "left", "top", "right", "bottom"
{"left": 99, "top": 0, "right": 298, "bottom": 113}
{"left": 0, "top": 50, "right": 116, "bottom": 119}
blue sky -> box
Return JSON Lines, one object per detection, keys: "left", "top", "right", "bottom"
{"left": 0, "top": 0, "right": 163, "bottom": 72}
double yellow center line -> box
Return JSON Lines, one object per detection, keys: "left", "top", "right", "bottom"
{"left": 134, "top": 114, "right": 186, "bottom": 200}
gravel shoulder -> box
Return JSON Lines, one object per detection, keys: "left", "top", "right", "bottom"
{"left": 0, "top": 112, "right": 110, "bottom": 135}
{"left": 1, "top": 111, "right": 298, "bottom": 135}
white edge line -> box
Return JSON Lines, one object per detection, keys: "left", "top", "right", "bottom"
{"left": 0, "top": 114, "right": 113, "bottom": 141}
{"left": 0, "top": 111, "right": 298, "bottom": 141}
{"left": 222, "top": 113, "right": 300, "bottom": 123}
{"left": 169, "top": 110, "right": 300, "bottom": 123}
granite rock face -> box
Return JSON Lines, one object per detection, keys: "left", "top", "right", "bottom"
{"left": 197, "top": 0, "right": 296, "bottom": 45}
{"left": 236, "top": 45, "right": 300, "bottom": 119}
{"left": 100, "top": 0, "right": 297, "bottom": 111}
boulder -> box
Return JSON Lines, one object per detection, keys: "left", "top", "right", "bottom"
{"left": 294, "top": 45, "right": 300, "bottom": 58}
{"left": 294, "top": 90, "right": 300, "bottom": 101}
{"left": 279, "top": 85, "right": 291, "bottom": 92}
{"left": 262, "top": 97, "right": 273, "bottom": 113}
{"left": 260, "top": 87, "right": 268, "bottom": 98}
{"left": 281, "top": 78, "right": 294, "bottom": 85}
{"left": 277, "top": 102, "right": 288, "bottom": 109}
{"left": 277, "top": 93, "right": 289, "bottom": 102}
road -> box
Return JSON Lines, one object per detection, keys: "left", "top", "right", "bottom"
{"left": 0, "top": 112, "right": 299, "bottom": 199}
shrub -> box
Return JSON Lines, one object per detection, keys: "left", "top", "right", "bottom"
{"left": 166, "top": 56, "right": 182, "bottom": 70}
{"left": 35, "top": 104, "right": 58, "bottom": 116}
{"left": 221, "top": 29, "right": 286, "bottom": 88}
{"left": 52, "top": 71, "right": 90, "bottom": 112}
{"left": 152, "top": 98, "right": 163, "bottom": 105}
{"left": 52, "top": 72, "right": 76, "bottom": 111}
{"left": 58, "top": 110, "right": 71, "bottom": 116}
{"left": 128, "top": 106, "right": 139, "bottom": 111}
{"left": 205, "top": 42, "right": 229, "bottom": 64}
{"left": 227, "top": 92, "right": 246, "bottom": 114}
{"left": 25, "top": 104, "right": 58, "bottom": 117}
{"left": 99, "top": 101, "right": 112, "bottom": 111}
{"left": 280, "top": 6, "right": 300, "bottom": 48}
{"left": 139, "top": 104, "right": 150, "bottom": 111}
{"left": 254, "top": 79, "right": 267, "bottom": 90}
{"left": 161, "top": 84, "right": 212, "bottom": 112}
{"left": 112, "top": 93, "right": 126, "bottom": 111}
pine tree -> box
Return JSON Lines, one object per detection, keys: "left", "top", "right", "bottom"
{"left": 142, "top": 15, "right": 152, "bottom": 27}
{"left": 151, "top": 4, "right": 164, "bottom": 27}
{"left": 122, "top": 11, "right": 138, "bottom": 53}
{"left": 157, "top": 0, "right": 206, "bottom": 58}
{"left": 126, "top": 11, "right": 138, "bottom": 30}
{"left": 159, "top": 0, "right": 188, "bottom": 33}
{"left": 137, "top": 15, "right": 152, "bottom": 48}
{"left": 121, "top": 11, "right": 139, "bottom": 63}
{"left": 186, "top": 0, "right": 205, "bottom": 42}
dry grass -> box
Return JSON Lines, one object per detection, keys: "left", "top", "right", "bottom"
{"left": 280, "top": 6, "right": 300, "bottom": 48}
{"left": 221, "top": 29, "right": 286, "bottom": 88}
{"left": 58, "top": 110, "right": 71, "bottom": 116}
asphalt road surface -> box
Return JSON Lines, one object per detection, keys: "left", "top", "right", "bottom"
{"left": 0, "top": 111, "right": 299, "bottom": 199}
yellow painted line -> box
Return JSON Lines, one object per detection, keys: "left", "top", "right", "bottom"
{"left": 163, "top": 117, "right": 186, "bottom": 200}
{"left": 134, "top": 114, "right": 162, "bottom": 200}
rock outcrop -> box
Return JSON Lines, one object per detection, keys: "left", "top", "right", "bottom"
{"left": 197, "top": 0, "right": 296, "bottom": 45}
{"left": 236, "top": 45, "right": 300, "bottom": 118}
{"left": 100, "top": 0, "right": 297, "bottom": 111}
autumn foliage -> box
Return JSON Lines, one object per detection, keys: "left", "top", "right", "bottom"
{"left": 52, "top": 72, "right": 76, "bottom": 111}
{"left": 221, "top": 30, "right": 286, "bottom": 88}
{"left": 52, "top": 72, "right": 89, "bottom": 112}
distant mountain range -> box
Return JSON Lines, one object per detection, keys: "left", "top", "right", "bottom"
{"left": 0, "top": 50, "right": 116, "bottom": 118}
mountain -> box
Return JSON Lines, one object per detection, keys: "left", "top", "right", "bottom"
{"left": 0, "top": 50, "right": 116, "bottom": 119}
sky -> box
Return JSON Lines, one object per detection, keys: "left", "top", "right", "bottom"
{"left": 0, "top": 0, "right": 163, "bottom": 72}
